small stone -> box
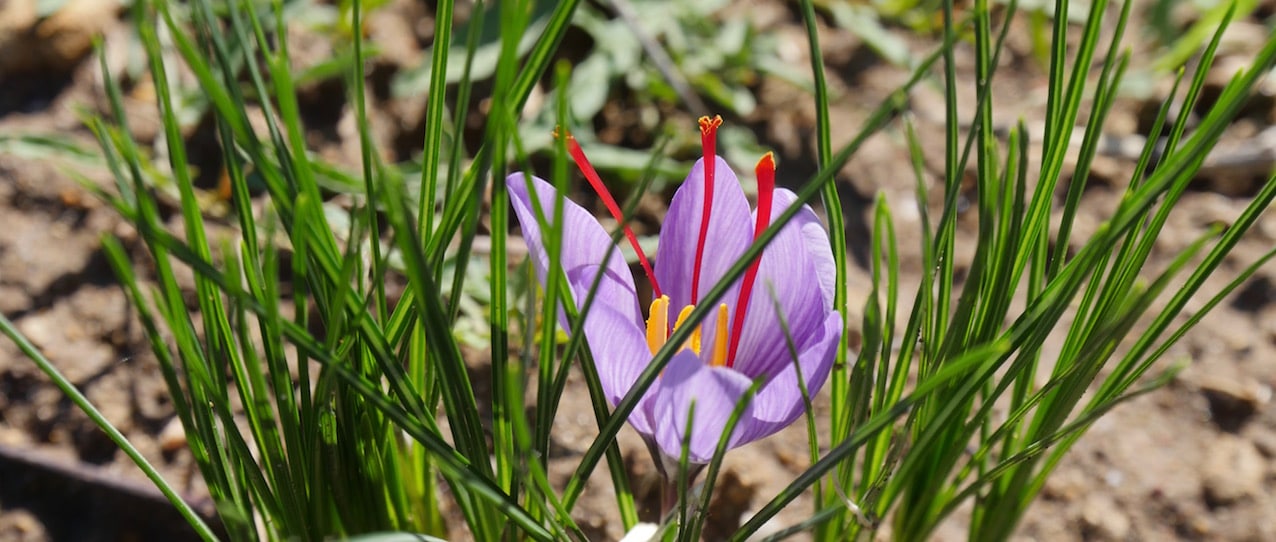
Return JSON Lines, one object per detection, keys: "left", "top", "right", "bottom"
{"left": 1103, "top": 468, "right": 1125, "bottom": 489}
{"left": 1041, "top": 467, "right": 1086, "bottom": 502}
{"left": 14, "top": 308, "right": 59, "bottom": 346}
{"left": 158, "top": 417, "right": 187, "bottom": 454}
{"left": 16, "top": 307, "right": 116, "bottom": 384}
{"left": 84, "top": 372, "right": 133, "bottom": 432}
{"left": 1080, "top": 493, "right": 1131, "bottom": 541}
{"left": 66, "top": 285, "right": 129, "bottom": 340}
{"left": 774, "top": 447, "right": 801, "bottom": 470}
{"left": 1197, "top": 375, "right": 1271, "bottom": 432}
{"left": 0, "top": 425, "right": 30, "bottom": 446}
{"left": 1252, "top": 431, "right": 1276, "bottom": 458}
{"left": 0, "top": 508, "right": 47, "bottom": 542}
{"left": 132, "top": 365, "right": 174, "bottom": 422}
{"left": 1189, "top": 515, "right": 1213, "bottom": 537}
{"left": 0, "top": 284, "right": 29, "bottom": 314}
{"left": 1202, "top": 435, "right": 1266, "bottom": 507}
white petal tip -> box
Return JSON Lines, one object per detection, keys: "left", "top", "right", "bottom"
{"left": 619, "top": 523, "right": 660, "bottom": 542}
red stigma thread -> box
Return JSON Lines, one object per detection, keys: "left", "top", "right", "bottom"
{"left": 691, "top": 115, "right": 723, "bottom": 303}
{"left": 727, "top": 152, "right": 775, "bottom": 367}
{"left": 560, "top": 129, "right": 662, "bottom": 298}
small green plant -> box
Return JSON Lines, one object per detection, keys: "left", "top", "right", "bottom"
{"left": 1, "top": 0, "right": 1274, "bottom": 540}
{"left": 805, "top": 0, "right": 1276, "bottom": 538}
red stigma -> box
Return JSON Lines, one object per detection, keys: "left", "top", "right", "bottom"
{"left": 691, "top": 115, "right": 722, "bottom": 303}
{"left": 560, "top": 129, "right": 662, "bottom": 298}
{"left": 727, "top": 152, "right": 775, "bottom": 367}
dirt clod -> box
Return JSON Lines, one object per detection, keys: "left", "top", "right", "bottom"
{"left": 1201, "top": 435, "right": 1266, "bottom": 507}
{"left": 0, "top": 508, "right": 46, "bottom": 542}
{"left": 1198, "top": 375, "right": 1271, "bottom": 432}
{"left": 704, "top": 469, "right": 756, "bottom": 540}
{"left": 16, "top": 307, "right": 116, "bottom": 385}
{"left": 1080, "top": 493, "right": 1131, "bottom": 541}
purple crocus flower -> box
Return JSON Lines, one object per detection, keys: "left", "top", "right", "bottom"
{"left": 507, "top": 116, "right": 841, "bottom": 467}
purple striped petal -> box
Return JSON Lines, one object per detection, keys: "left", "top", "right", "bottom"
{"left": 734, "top": 310, "right": 841, "bottom": 444}
{"left": 729, "top": 189, "right": 833, "bottom": 380}
{"left": 650, "top": 350, "right": 755, "bottom": 463}
{"left": 654, "top": 157, "right": 752, "bottom": 321}
{"left": 506, "top": 173, "right": 649, "bottom": 407}
{"left": 785, "top": 189, "right": 838, "bottom": 309}
{"left": 645, "top": 310, "right": 840, "bottom": 462}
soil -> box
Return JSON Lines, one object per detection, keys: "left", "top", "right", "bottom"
{"left": 2, "top": 0, "right": 1275, "bottom": 541}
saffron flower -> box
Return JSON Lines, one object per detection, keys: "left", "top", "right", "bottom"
{"left": 507, "top": 117, "right": 841, "bottom": 467}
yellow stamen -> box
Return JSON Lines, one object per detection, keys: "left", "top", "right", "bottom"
{"left": 646, "top": 296, "right": 670, "bottom": 354}
{"left": 672, "top": 304, "right": 700, "bottom": 355}
{"left": 709, "top": 303, "right": 730, "bottom": 367}
{"left": 646, "top": 299, "right": 726, "bottom": 360}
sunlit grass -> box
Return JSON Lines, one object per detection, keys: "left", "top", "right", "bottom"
{"left": 0, "top": 0, "right": 1273, "bottom": 540}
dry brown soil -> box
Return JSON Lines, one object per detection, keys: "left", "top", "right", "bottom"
{"left": 1, "top": 1, "right": 1274, "bottom": 541}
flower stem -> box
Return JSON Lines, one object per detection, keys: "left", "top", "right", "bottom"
{"left": 660, "top": 478, "right": 680, "bottom": 520}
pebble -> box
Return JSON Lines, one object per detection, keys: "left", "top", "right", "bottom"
{"left": 1041, "top": 467, "right": 1087, "bottom": 502}
{"left": 0, "top": 509, "right": 47, "bottom": 542}
{"left": 0, "top": 0, "right": 119, "bottom": 77}
{"left": 1252, "top": 431, "right": 1276, "bottom": 459}
{"left": 132, "top": 368, "right": 175, "bottom": 422}
{"left": 0, "top": 284, "right": 29, "bottom": 314}
{"left": 1080, "top": 493, "right": 1131, "bottom": 541}
{"left": 1197, "top": 375, "right": 1271, "bottom": 432}
{"left": 158, "top": 417, "right": 188, "bottom": 454}
{"left": 16, "top": 307, "right": 116, "bottom": 385}
{"left": 1201, "top": 434, "right": 1266, "bottom": 507}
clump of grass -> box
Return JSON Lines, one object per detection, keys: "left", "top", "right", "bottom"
{"left": 1, "top": 0, "right": 1273, "bottom": 540}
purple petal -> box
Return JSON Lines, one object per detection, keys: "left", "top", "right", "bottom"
{"left": 627, "top": 369, "right": 665, "bottom": 440}
{"left": 566, "top": 274, "right": 653, "bottom": 408}
{"left": 645, "top": 310, "right": 841, "bottom": 461}
{"left": 729, "top": 191, "right": 833, "bottom": 380}
{"left": 507, "top": 173, "right": 649, "bottom": 405}
{"left": 779, "top": 189, "right": 838, "bottom": 309}
{"left": 654, "top": 157, "right": 752, "bottom": 318}
{"left": 734, "top": 310, "right": 841, "bottom": 444}
{"left": 506, "top": 173, "right": 642, "bottom": 321}
{"left": 650, "top": 351, "right": 755, "bottom": 464}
